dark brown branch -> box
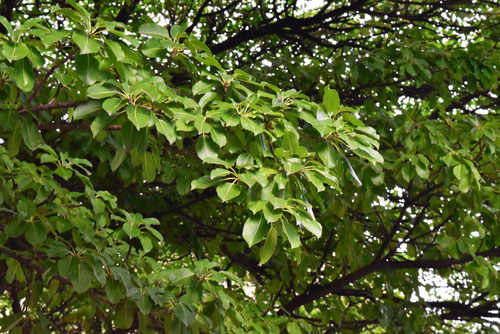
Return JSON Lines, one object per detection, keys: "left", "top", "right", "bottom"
{"left": 209, "top": 0, "right": 369, "bottom": 54}
{"left": 384, "top": 247, "right": 500, "bottom": 269}
{"left": 0, "top": 0, "right": 18, "bottom": 34}
{"left": 115, "top": 0, "right": 141, "bottom": 24}
{"left": 185, "top": 0, "right": 211, "bottom": 34}
{"left": 158, "top": 189, "right": 216, "bottom": 215}
{"left": 283, "top": 247, "right": 500, "bottom": 313}
{"left": 25, "top": 48, "right": 79, "bottom": 106}
{"left": 220, "top": 244, "right": 270, "bottom": 282}
{"left": 37, "top": 123, "right": 122, "bottom": 131}
{"left": 19, "top": 101, "right": 85, "bottom": 114}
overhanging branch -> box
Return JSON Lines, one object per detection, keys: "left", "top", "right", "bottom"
{"left": 283, "top": 247, "right": 500, "bottom": 313}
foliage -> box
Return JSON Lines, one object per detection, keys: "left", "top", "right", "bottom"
{"left": 0, "top": 0, "right": 498, "bottom": 333}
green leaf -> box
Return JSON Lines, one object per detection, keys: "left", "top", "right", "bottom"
{"left": 135, "top": 291, "right": 152, "bottom": 314}
{"left": 73, "top": 100, "right": 102, "bottom": 120}
{"left": 55, "top": 166, "right": 72, "bottom": 180}
{"left": 75, "top": 54, "right": 99, "bottom": 85}
{"left": 111, "top": 146, "right": 127, "bottom": 171}
{"left": 138, "top": 23, "right": 170, "bottom": 38}
{"left": 139, "top": 234, "right": 153, "bottom": 253}
{"left": 40, "top": 30, "right": 68, "bottom": 48}
{"left": 170, "top": 24, "right": 187, "bottom": 40}
{"left": 191, "top": 175, "right": 219, "bottom": 190}
{"left": 105, "top": 39, "right": 125, "bottom": 61}
{"left": 313, "top": 118, "right": 335, "bottom": 137}
{"left": 318, "top": 142, "right": 338, "bottom": 168}
{"left": 241, "top": 117, "right": 264, "bottom": 135}
{"left": 168, "top": 268, "right": 195, "bottom": 285}
{"left": 140, "top": 38, "right": 168, "bottom": 57}
{"left": 239, "top": 172, "right": 257, "bottom": 187}
{"left": 127, "top": 105, "right": 152, "bottom": 130}
{"left": 67, "top": 0, "right": 91, "bottom": 20}
{"left": 0, "top": 109, "right": 19, "bottom": 131}
{"left": 20, "top": 118, "right": 44, "bottom": 150}
{"left": 194, "top": 116, "right": 211, "bottom": 133}
{"left": 72, "top": 30, "right": 100, "bottom": 54}
{"left": 26, "top": 45, "right": 44, "bottom": 68}
{"left": 102, "top": 97, "right": 126, "bottom": 115}
{"left": 198, "top": 91, "right": 217, "bottom": 108}
{"left": 282, "top": 131, "right": 301, "bottom": 154}
{"left": 115, "top": 302, "right": 134, "bottom": 329}
{"left": 17, "top": 196, "right": 35, "bottom": 220}
{"left": 174, "top": 303, "right": 196, "bottom": 327}
{"left": 0, "top": 15, "right": 14, "bottom": 37}
{"left": 155, "top": 117, "right": 176, "bottom": 144}
{"left": 211, "top": 168, "right": 230, "bottom": 179}
{"left": 192, "top": 80, "right": 215, "bottom": 96}
{"left": 25, "top": 222, "right": 47, "bottom": 246}
{"left": 46, "top": 240, "right": 69, "bottom": 257}
{"left": 13, "top": 58, "right": 35, "bottom": 91}
{"left": 70, "top": 260, "right": 93, "bottom": 293}
{"left": 90, "top": 112, "right": 113, "bottom": 137}
{"left": 282, "top": 220, "right": 301, "bottom": 249}
{"left": 352, "top": 146, "right": 383, "bottom": 165}
{"left": 142, "top": 151, "right": 156, "bottom": 182}
{"left": 105, "top": 279, "right": 125, "bottom": 304}
{"left": 243, "top": 213, "right": 268, "bottom": 247}
{"left": 0, "top": 314, "right": 23, "bottom": 332}
{"left": 454, "top": 164, "right": 470, "bottom": 193}
{"left": 146, "top": 226, "right": 164, "bottom": 242}
{"left": 236, "top": 153, "right": 254, "bottom": 168}
{"left": 195, "top": 135, "right": 219, "bottom": 161}
{"left": 259, "top": 227, "right": 277, "bottom": 265}
{"left": 283, "top": 158, "right": 302, "bottom": 175}
{"left": 123, "top": 221, "right": 141, "bottom": 239}
{"left": 7, "top": 124, "right": 22, "bottom": 156}
{"left": 323, "top": 87, "right": 340, "bottom": 115}
{"left": 295, "top": 212, "right": 322, "bottom": 238}
{"left": 342, "top": 113, "right": 364, "bottom": 127}
{"left": 216, "top": 182, "right": 241, "bottom": 202}
{"left": 287, "top": 321, "right": 303, "bottom": 334}
{"left": 304, "top": 170, "right": 325, "bottom": 192}
{"left": 210, "top": 126, "right": 227, "bottom": 147}
{"left": 187, "top": 39, "right": 213, "bottom": 55}
{"left": 2, "top": 41, "right": 29, "bottom": 61}
{"left": 87, "top": 84, "right": 118, "bottom": 99}
{"left": 453, "top": 163, "right": 467, "bottom": 180}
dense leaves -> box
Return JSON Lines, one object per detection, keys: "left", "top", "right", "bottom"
{"left": 0, "top": 0, "right": 498, "bottom": 333}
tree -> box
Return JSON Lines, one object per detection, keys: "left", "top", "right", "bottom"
{"left": 0, "top": 0, "right": 498, "bottom": 332}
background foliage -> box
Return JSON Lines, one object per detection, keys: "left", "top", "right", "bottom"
{"left": 0, "top": 0, "right": 498, "bottom": 333}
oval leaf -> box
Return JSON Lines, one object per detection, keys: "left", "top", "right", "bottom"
{"left": 127, "top": 105, "right": 152, "bottom": 130}
{"left": 242, "top": 213, "right": 268, "bottom": 247}
{"left": 216, "top": 182, "right": 241, "bottom": 202}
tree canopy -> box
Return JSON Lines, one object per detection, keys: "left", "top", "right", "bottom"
{"left": 0, "top": 0, "right": 498, "bottom": 332}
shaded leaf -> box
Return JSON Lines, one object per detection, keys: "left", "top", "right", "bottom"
{"left": 243, "top": 213, "right": 268, "bottom": 247}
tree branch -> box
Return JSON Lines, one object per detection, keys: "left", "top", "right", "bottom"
{"left": 209, "top": 0, "right": 369, "bottom": 54}
{"left": 115, "top": 0, "right": 141, "bottom": 24}
{"left": 283, "top": 247, "right": 500, "bottom": 313}
{"left": 24, "top": 47, "right": 79, "bottom": 106}
{"left": 37, "top": 123, "right": 122, "bottom": 131}
{"left": 19, "top": 101, "right": 85, "bottom": 114}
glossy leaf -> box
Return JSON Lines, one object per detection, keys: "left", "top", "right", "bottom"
{"left": 195, "top": 135, "right": 219, "bottom": 161}
{"left": 13, "top": 58, "right": 34, "bottom": 91}
{"left": 242, "top": 213, "right": 268, "bottom": 247}
{"left": 216, "top": 182, "right": 241, "bottom": 202}
{"left": 259, "top": 227, "right": 277, "bottom": 265}
{"left": 73, "top": 100, "right": 102, "bottom": 120}
{"left": 72, "top": 30, "right": 100, "bottom": 54}
{"left": 127, "top": 105, "right": 152, "bottom": 130}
